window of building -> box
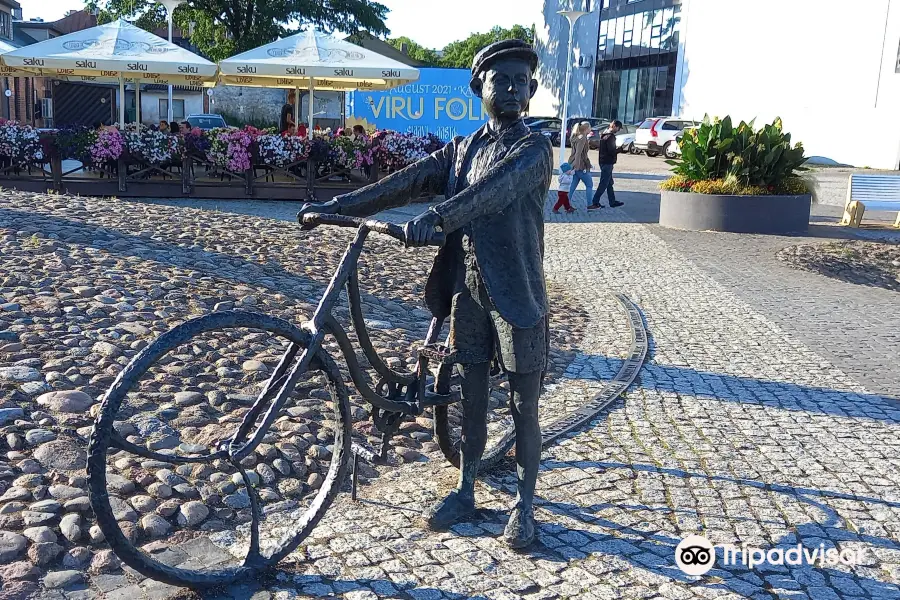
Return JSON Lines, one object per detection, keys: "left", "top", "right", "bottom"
{"left": 614, "top": 16, "right": 625, "bottom": 59}
{"left": 623, "top": 14, "right": 634, "bottom": 51}
{"left": 656, "top": 66, "right": 668, "bottom": 91}
{"left": 633, "top": 12, "right": 646, "bottom": 52}
{"left": 159, "top": 98, "right": 186, "bottom": 120}
{"left": 598, "top": 19, "right": 608, "bottom": 54}
{"left": 0, "top": 12, "right": 11, "bottom": 40}
{"left": 650, "top": 9, "right": 662, "bottom": 49}
{"left": 595, "top": 5, "right": 682, "bottom": 122}
{"left": 605, "top": 16, "right": 617, "bottom": 58}
{"left": 661, "top": 7, "right": 677, "bottom": 50}
{"left": 626, "top": 0, "right": 646, "bottom": 3}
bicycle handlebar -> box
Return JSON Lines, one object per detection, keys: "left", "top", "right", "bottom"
{"left": 299, "top": 212, "right": 445, "bottom": 247}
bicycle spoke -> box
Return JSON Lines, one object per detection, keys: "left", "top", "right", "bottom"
{"left": 229, "top": 342, "right": 300, "bottom": 447}
{"left": 109, "top": 431, "right": 223, "bottom": 464}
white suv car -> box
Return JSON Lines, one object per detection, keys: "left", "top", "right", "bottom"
{"left": 634, "top": 117, "right": 699, "bottom": 158}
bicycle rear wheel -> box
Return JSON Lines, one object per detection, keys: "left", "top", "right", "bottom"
{"left": 87, "top": 311, "right": 351, "bottom": 588}
{"left": 433, "top": 369, "right": 516, "bottom": 471}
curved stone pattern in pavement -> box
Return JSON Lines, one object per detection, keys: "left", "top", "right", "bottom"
{"left": 204, "top": 196, "right": 900, "bottom": 599}
{"left": 4, "top": 188, "right": 897, "bottom": 599}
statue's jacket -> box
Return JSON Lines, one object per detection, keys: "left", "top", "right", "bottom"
{"left": 337, "top": 120, "right": 554, "bottom": 331}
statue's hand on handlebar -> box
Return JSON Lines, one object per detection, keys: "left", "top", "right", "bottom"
{"left": 404, "top": 209, "right": 443, "bottom": 247}
{"left": 297, "top": 198, "right": 340, "bottom": 223}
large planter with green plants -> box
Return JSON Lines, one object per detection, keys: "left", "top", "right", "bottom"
{"left": 659, "top": 116, "right": 813, "bottom": 234}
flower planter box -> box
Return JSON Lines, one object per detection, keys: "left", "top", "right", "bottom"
{"left": 0, "top": 125, "right": 445, "bottom": 202}
{"left": 659, "top": 190, "right": 812, "bottom": 234}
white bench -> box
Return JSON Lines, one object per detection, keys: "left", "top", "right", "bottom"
{"left": 841, "top": 174, "right": 900, "bottom": 228}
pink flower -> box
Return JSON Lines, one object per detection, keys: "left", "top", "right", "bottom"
{"left": 90, "top": 128, "right": 124, "bottom": 163}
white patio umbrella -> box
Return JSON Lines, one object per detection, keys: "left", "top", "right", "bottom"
{"left": 219, "top": 29, "right": 419, "bottom": 136}
{"left": 0, "top": 39, "right": 37, "bottom": 79}
{"left": 1, "top": 19, "right": 218, "bottom": 126}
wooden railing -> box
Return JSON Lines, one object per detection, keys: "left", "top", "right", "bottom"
{"left": 0, "top": 154, "right": 382, "bottom": 202}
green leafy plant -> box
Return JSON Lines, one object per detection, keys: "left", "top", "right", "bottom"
{"left": 663, "top": 116, "right": 809, "bottom": 195}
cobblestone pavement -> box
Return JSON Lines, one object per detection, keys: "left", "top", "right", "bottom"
{"left": 203, "top": 191, "right": 898, "bottom": 599}
{"left": 3, "top": 187, "right": 900, "bottom": 599}
{"left": 644, "top": 211, "right": 900, "bottom": 401}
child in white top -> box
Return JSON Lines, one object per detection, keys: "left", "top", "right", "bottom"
{"left": 554, "top": 162, "right": 576, "bottom": 213}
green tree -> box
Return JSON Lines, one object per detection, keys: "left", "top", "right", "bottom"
{"left": 386, "top": 36, "right": 440, "bottom": 66}
{"left": 439, "top": 25, "right": 534, "bottom": 69}
{"left": 85, "top": 0, "right": 390, "bottom": 62}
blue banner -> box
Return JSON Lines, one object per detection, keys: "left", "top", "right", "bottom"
{"left": 345, "top": 68, "right": 487, "bottom": 140}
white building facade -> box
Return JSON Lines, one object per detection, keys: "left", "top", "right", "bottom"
{"left": 535, "top": 0, "right": 900, "bottom": 169}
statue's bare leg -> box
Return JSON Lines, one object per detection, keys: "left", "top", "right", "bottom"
{"left": 426, "top": 361, "right": 489, "bottom": 530}
{"left": 503, "top": 369, "right": 542, "bottom": 548}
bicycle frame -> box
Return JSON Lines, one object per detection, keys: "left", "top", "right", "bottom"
{"left": 227, "top": 215, "right": 450, "bottom": 462}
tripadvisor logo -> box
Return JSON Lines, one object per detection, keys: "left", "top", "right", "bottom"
{"left": 675, "top": 534, "right": 865, "bottom": 576}
{"left": 675, "top": 535, "right": 716, "bottom": 576}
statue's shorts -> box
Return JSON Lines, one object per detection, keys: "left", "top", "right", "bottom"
{"left": 447, "top": 267, "right": 547, "bottom": 375}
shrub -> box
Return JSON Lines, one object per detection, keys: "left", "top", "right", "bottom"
{"left": 659, "top": 174, "right": 694, "bottom": 192}
{"left": 122, "top": 124, "right": 182, "bottom": 165}
{"left": 55, "top": 126, "right": 97, "bottom": 163}
{"left": 659, "top": 174, "right": 811, "bottom": 196}
{"left": 779, "top": 177, "right": 812, "bottom": 196}
{"left": 0, "top": 121, "right": 43, "bottom": 165}
{"left": 329, "top": 135, "right": 373, "bottom": 170}
{"left": 90, "top": 128, "right": 124, "bottom": 163}
{"left": 256, "top": 134, "right": 309, "bottom": 167}
{"left": 371, "top": 131, "right": 432, "bottom": 172}
{"left": 663, "top": 116, "right": 808, "bottom": 195}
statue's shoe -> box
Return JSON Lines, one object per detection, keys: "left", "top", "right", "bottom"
{"left": 425, "top": 491, "right": 476, "bottom": 531}
{"left": 503, "top": 503, "right": 536, "bottom": 549}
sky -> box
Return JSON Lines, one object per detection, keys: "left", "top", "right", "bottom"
{"left": 25, "top": 0, "right": 544, "bottom": 49}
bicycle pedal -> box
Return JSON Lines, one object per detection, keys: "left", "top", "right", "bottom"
{"left": 419, "top": 343, "right": 457, "bottom": 365}
{"left": 351, "top": 441, "right": 378, "bottom": 464}
{"left": 424, "top": 384, "right": 458, "bottom": 407}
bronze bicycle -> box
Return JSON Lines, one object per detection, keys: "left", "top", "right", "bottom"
{"left": 87, "top": 213, "right": 515, "bottom": 588}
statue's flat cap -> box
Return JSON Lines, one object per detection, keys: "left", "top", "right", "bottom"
{"left": 471, "top": 39, "right": 539, "bottom": 76}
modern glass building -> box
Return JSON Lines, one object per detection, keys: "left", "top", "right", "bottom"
{"left": 535, "top": 0, "right": 900, "bottom": 168}
{"left": 593, "top": 0, "right": 682, "bottom": 124}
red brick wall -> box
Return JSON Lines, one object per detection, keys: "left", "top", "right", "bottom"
{"left": 3, "top": 76, "right": 51, "bottom": 125}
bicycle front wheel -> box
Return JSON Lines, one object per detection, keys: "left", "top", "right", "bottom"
{"left": 87, "top": 311, "right": 351, "bottom": 588}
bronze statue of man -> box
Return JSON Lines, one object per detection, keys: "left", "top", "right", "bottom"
{"left": 299, "top": 39, "right": 552, "bottom": 548}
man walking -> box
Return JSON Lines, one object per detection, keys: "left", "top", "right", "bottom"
{"left": 588, "top": 120, "right": 624, "bottom": 210}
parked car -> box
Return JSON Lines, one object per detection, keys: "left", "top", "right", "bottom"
{"left": 634, "top": 117, "right": 699, "bottom": 158}
{"left": 584, "top": 121, "right": 632, "bottom": 151}
{"left": 565, "top": 117, "right": 609, "bottom": 148}
{"left": 185, "top": 114, "right": 228, "bottom": 130}
{"left": 670, "top": 126, "right": 697, "bottom": 157}
{"left": 529, "top": 117, "right": 612, "bottom": 148}
{"left": 523, "top": 116, "right": 557, "bottom": 126}
{"left": 527, "top": 118, "right": 563, "bottom": 144}
{"left": 615, "top": 124, "right": 637, "bottom": 153}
